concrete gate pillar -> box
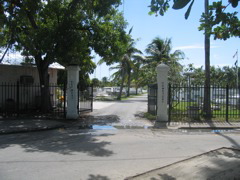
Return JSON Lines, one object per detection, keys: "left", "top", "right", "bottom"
{"left": 66, "top": 65, "right": 80, "bottom": 119}
{"left": 156, "top": 63, "right": 170, "bottom": 123}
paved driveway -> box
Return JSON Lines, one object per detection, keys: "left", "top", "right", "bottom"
{"left": 87, "top": 94, "right": 153, "bottom": 127}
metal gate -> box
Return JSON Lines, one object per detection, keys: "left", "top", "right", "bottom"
{"left": 78, "top": 85, "right": 93, "bottom": 113}
{"left": 148, "top": 84, "right": 157, "bottom": 115}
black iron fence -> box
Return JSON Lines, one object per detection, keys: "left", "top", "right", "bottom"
{"left": 169, "top": 84, "right": 240, "bottom": 122}
{"left": 0, "top": 82, "right": 93, "bottom": 119}
{"left": 148, "top": 84, "right": 240, "bottom": 122}
{"left": 148, "top": 84, "right": 157, "bottom": 115}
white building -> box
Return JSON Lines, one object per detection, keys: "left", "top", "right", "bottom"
{"left": 0, "top": 63, "right": 64, "bottom": 112}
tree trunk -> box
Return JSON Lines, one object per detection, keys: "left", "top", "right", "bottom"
{"left": 127, "top": 68, "right": 131, "bottom": 97}
{"left": 203, "top": 0, "right": 212, "bottom": 120}
{"left": 0, "top": 44, "right": 10, "bottom": 63}
{"left": 117, "top": 70, "right": 125, "bottom": 100}
{"left": 35, "top": 55, "right": 52, "bottom": 113}
{"left": 135, "top": 86, "right": 138, "bottom": 95}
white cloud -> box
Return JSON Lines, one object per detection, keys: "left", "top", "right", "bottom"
{"left": 173, "top": 44, "right": 219, "bottom": 51}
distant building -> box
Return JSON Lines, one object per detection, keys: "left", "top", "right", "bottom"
{"left": 0, "top": 63, "right": 64, "bottom": 112}
{"left": 0, "top": 63, "right": 64, "bottom": 84}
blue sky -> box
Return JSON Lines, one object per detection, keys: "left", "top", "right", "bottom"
{"left": 92, "top": 0, "right": 240, "bottom": 80}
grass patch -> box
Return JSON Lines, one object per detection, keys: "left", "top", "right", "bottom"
{"left": 121, "top": 93, "right": 145, "bottom": 100}
{"left": 94, "top": 96, "right": 116, "bottom": 101}
{"left": 143, "top": 112, "right": 156, "bottom": 121}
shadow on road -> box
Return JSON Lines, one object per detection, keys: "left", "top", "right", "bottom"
{"left": 79, "top": 115, "right": 120, "bottom": 126}
{"left": 0, "top": 130, "right": 115, "bottom": 156}
{"left": 87, "top": 174, "right": 111, "bottom": 180}
{"left": 199, "top": 121, "right": 240, "bottom": 149}
{"left": 126, "top": 147, "right": 240, "bottom": 180}
{"left": 216, "top": 132, "right": 240, "bottom": 149}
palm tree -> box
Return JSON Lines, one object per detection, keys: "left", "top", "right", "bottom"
{"left": 144, "top": 37, "right": 184, "bottom": 84}
{"left": 145, "top": 37, "right": 172, "bottom": 64}
{"left": 109, "top": 40, "right": 142, "bottom": 99}
{"left": 125, "top": 41, "right": 142, "bottom": 97}
{"left": 132, "top": 54, "right": 146, "bottom": 94}
{"left": 110, "top": 55, "right": 129, "bottom": 99}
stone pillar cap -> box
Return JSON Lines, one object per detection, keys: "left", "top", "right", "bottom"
{"left": 156, "top": 63, "right": 169, "bottom": 71}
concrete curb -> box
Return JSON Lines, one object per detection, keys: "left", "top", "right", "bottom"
{"left": 178, "top": 126, "right": 240, "bottom": 130}
{"left": 125, "top": 147, "right": 240, "bottom": 180}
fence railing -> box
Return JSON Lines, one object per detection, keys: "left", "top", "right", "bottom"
{"left": 148, "top": 84, "right": 240, "bottom": 122}
{"left": 0, "top": 82, "right": 93, "bottom": 119}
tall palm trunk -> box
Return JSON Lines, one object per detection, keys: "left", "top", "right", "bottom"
{"left": 127, "top": 67, "right": 132, "bottom": 97}
{"left": 117, "top": 69, "right": 125, "bottom": 100}
{"left": 203, "top": 0, "right": 212, "bottom": 120}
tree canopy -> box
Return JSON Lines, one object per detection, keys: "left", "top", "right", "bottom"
{"left": 149, "top": 0, "right": 240, "bottom": 40}
{"left": 0, "top": 0, "right": 128, "bottom": 111}
{"left": 143, "top": 37, "right": 184, "bottom": 84}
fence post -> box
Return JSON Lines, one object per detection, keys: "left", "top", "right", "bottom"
{"left": 63, "top": 82, "right": 67, "bottom": 119}
{"left": 226, "top": 84, "right": 229, "bottom": 122}
{"left": 16, "top": 81, "right": 19, "bottom": 117}
{"left": 168, "top": 83, "right": 171, "bottom": 124}
{"left": 77, "top": 84, "right": 80, "bottom": 112}
{"left": 156, "top": 63, "right": 169, "bottom": 126}
{"left": 147, "top": 85, "right": 150, "bottom": 114}
{"left": 91, "top": 84, "right": 93, "bottom": 112}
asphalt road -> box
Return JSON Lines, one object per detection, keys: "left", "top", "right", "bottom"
{"left": 88, "top": 94, "right": 153, "bottom": 127}
{"left": 0, "top": 128, "right": 240, "bottom": 180}
{"left": 0, "top": 95, "right": 240, "bottom": 179}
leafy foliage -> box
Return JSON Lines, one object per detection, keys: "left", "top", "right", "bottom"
{"left": 143, "top": 37, "right": 184, "bottom": 84}
{"left": 149, "top": 0, "right": 240, "bottom": 40}
{"left": 0, "top": 0, "right": 128, "bottom": 111}
{"left": 184, "top": 64, "right": 240, "bottom": 87}
{"left": 199, "top": 1, "right": 240, "bottom": 40}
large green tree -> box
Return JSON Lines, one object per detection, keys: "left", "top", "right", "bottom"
{"left": 0, "top": 0, "right": 128, "bottom": 112}
{"left": 149, "top": 0, "right": 240, "bottom": 119}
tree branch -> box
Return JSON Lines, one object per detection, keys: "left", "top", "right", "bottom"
{"left": 0, "top": 44, "right": 10, "bottom": 63}
{"left": 25, "top": 10, "right": 38, "bottom": 29}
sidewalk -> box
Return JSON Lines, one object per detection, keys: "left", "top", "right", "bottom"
{"left": 126, "top": 147, "right": 240, "bottom": 180}
{"left": 0, "top": 117, "right": 240, "bottom": 135}
{"left": 167, "top": 121, "right": 240, "bottom": 129}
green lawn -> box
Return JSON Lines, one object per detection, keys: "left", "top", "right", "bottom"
{"left": 170, "top": 101, "right": 240, "bottom": 122}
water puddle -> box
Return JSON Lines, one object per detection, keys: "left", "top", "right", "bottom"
{"left": 92, "top": 125, "right": 117, "bottom": 130}
{"left": 78, "top": 125, "right": 152, "bottom": 130}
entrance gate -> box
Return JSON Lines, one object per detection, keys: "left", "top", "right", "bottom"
{"left": 148, "top": 84, "right": 157, "bottom": 115}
